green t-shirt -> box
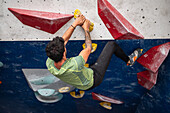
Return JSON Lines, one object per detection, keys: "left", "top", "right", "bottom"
{"left": 46, "top": 55, "right": 94, "bottom": 90}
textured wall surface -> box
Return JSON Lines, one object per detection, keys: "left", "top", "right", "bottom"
{"left": 0, "top": 39, "right": 169, "bottom": 113}
{"left": 0, "top": 0, "right": 170, "bottom": 41}
{"left": 0, "top": 0, "right": 170, "bottom": 113}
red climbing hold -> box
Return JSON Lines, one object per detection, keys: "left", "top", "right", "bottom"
{"left": 98, "top": 0, "right": 144, "bottom": 40}
{"left": 8, "top": 8, "right": 74, "bottom": 34}
{"left": 137, "top": 42, "right": 170, "bottom": 73}
{"left": 137, "top": 70, "right": 158, "bottom": 90}
{"left": 92, "top": 92, "right": 123, "bottom": 104}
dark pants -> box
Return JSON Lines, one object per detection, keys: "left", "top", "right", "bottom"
{"left": 87, "top": 41, "right": 129, "bottom": 90}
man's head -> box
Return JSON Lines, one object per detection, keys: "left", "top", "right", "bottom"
{"left": 45, "top": 36, "right": 65, "bottom": 63}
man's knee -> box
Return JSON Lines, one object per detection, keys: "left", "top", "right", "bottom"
{"left": 105, "top": 41, "right": 119, "bottom": 51}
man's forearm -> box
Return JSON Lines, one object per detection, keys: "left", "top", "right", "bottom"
{"left": 79, "top": 30, "right": 92, "bottom": 63}
{"left": 62, "top": 22, "right": 77, "bottom": 45}
{"left": 85, "top": 30, "right": 92, "bottom": 50}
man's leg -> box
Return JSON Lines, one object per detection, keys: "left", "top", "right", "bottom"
{"left": 87, "top": 41, "right": 129, "bottom": 90}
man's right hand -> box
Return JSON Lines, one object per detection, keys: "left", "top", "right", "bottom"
{"left": 82, "top": 19, "right": 91, "bottom": 31}
{"left": 73, "top": 15, "right": 86, "bottom": 27}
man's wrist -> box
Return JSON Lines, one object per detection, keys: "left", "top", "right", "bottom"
{"left": 84, "top": 29, "right": 89, "bottom": 32}
{"left": 72, "top": 22, "right": 78, "bottom": 28}
{"left": 71, "top": 25, "right": 76, "bottom": 29}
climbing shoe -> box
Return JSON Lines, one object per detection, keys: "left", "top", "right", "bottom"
{"left": 127, "top": 48, "right": 143, "bottom": 66}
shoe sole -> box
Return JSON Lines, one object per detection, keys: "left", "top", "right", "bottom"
{"left": 127, "top": 48, "right": 143, "bottom": 66}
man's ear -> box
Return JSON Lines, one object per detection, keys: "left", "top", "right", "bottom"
{"left": 63, "top": 51, "right": 66, "bottom": 60}
{"left": 63, "top": 52, "right": 65, "bottom": 57}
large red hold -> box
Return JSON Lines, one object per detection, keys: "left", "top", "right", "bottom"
{"left": 8, "top": 8, "right": 74, "bottom": 34}
{"left": 98, "top": 0, "right": 144, "bottom": 40}
{"left": 137, "top": 42, "right": 170, "bottom": 73}
{"left": 137, "top": 70, "right": 158, "bottom": 90}
{"left": 92, "top": 92, "right": 123, "bottom": 104}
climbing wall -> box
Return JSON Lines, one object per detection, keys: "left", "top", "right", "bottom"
{"left": 0, "top": 39, "right": 170, "bottom": 113}
{"left": 0, "top": 0, "right": 170, "bottom": 113}
{"left": 0, "top": 0, "right": 170, "bottom": 41}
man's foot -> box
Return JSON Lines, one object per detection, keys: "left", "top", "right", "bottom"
{"left": 127, "top": 48, "right": 143, "bottom": 66}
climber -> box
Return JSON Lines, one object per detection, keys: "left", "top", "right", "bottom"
{"left": 45, "top": 14, "right": 142, "bottom": 91}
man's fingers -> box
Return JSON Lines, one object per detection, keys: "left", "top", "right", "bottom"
{"left": 81, "top": 15, "right": 86, "bottom": 20}
{"left": 80, "top": 14, "right": 84, "bottom": 18}
{"left": 83, "top": 18, "right": 86, "bottom": 22}
{"left": 76, "top": 14, "right": 87, "bottom": 26}
{"left": 77, "top": 14, "right": 83, "bottom": 18}
{"left": 85, "top": 19, "right": 90, "bottom": 24}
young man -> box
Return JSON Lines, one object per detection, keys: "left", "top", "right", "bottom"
{"left": 45, "top": 15, "right": 142, "bottom": 91}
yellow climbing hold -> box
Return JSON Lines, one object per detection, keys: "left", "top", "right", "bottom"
{"left": 89, "top": 22, "right": 94, "bottom": 32}
{"left": 58, "top": 87, "right": 71, "bottom": 93}
{"left": 84, "top": 63, "right": 89, "bottom": 68}
{"left": 90, "top": 22, "right": 94, "bottom": 27}
{"left": 99, "top": 102, "right": 112, "bottom": 110}
{"left": 74, "top": 9, "right": 81, "bottom": 18}
{"left": 82, "top": 43, "right": 97, "bottom": 53}
{"left": 89, "top": 23, "right": 94, "bottom": 32}
{"left": 70, "top": 91, "right": 85, "bottom": 98}
{"left": 74, "top": 9, "right": 94, "bottom": 32}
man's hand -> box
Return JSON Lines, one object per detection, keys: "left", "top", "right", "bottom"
{"left": 82, "top": 19, "right": 91, "bottom": 31}
{"left": 72, "top": 15, "right": 86, "bottom": 27}
{"left": 62, "top": 15, "right": 85, "bottom": 45}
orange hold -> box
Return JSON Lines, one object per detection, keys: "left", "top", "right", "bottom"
{"left": 0, "top": 81, "right": 2, "bottom": 84}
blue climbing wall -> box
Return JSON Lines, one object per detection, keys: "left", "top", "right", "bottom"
{"left": 0, "top": 39, "right": 169, "bottom": 113}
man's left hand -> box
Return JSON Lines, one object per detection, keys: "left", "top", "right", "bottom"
{"left": 73, "top": 15, "right": 86, "bottom": 26}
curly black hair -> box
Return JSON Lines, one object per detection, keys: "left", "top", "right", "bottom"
{"left": 45, "top": 36, "right": 65, "bottom": 63}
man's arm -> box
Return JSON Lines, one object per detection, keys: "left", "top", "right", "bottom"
{"left": 62, "top": 15, "right": 85, "bottom": 45}
{"left": 79, "top": 20, "right": 92, "bottom": 63}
